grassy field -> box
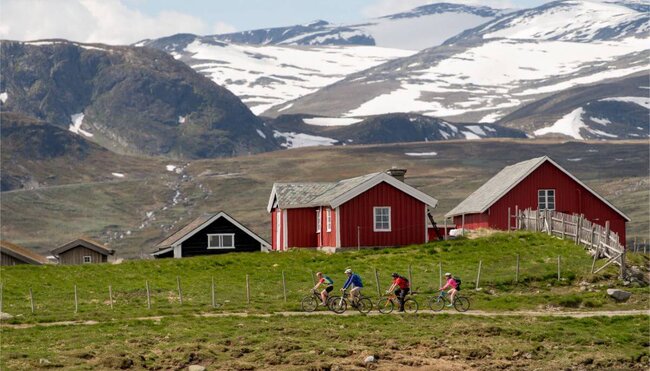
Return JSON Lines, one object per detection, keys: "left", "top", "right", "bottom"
{"left": 2, "top": 232, "right": 649, "bottom": 370}
{"left": 2, "top": 139, "right": 648, "bottom": 258}
{"left": 2, "top": 312, "right": 649, "bottom": 370}
{"left": 1, "top": 233, "right": 647, "bottom": 325}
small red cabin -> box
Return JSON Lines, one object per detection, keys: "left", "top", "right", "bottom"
{"left": 445, "top": 156, "right": 630, "bottom": 245}
{"left": 267, "top": 169, "right": 439, "bottom": 250}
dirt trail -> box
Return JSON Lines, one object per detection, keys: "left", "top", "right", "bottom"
{"left": 2, "top": 309, "right": 647, "bottom": 329}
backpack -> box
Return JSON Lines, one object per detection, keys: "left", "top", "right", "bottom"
{"left": 399, "top": 275, "right": 409, "bottom": 283}
{"left": 454, "top": 276, "right": 462, "bottom": 291}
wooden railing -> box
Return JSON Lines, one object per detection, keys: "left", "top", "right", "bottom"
{"left": 512, "top": 208, "right": 626, "bottom": 278}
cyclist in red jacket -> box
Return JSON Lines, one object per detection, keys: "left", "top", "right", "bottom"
{"left": 439, "top": 272, "right": 458, "bottom": 307}
{"left": 386, "top": 272, "right": 410, "bottom": 312}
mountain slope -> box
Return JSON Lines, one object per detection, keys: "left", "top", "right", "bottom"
{"left": 497, "top": 73, "right": 649, "bottom": 139}
{"left": 0, "top": 112, "right": 162, "bottom": 191}
{"left": 265, "top": 113, "right": 527, "bottom": 148}
{"left": 0, "top": 40, "right": 278, "bottom": 158}
{"left": 139, "top": 35, "right": 413, "bottom": 114}
{"left": 208, "top": 3, "right": 507, "bottom": 50}
{"left": 265, "top": 0, "right": 649, "bottom": 130}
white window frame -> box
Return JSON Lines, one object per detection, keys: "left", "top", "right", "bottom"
{"left": 83, "top": 255, "right": 92, "bottom": 264}
{"left": 316, "top": 209, "right": 321, "bottom": 233}
{"left": 373, "top": 207, "right": 391, "bottom": 232}
{"left": 207, "top": 233, "right": 236, "bottom": 249}
{"left": 326, "top": 209, "right": 332, "bottom": 232}
{"left": 538, "top": 189, "right": 556, "bottom": 211}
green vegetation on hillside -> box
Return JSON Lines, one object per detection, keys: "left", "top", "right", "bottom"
{"left": 1, "top": 233, "right": 646, "bottom": 324}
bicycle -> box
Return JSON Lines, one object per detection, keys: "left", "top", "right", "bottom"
{"left": 301, "top": 289, "right": 335, "bottom": 312}
{"left": 428, "top": 290, "right": 470, "bottom": 312}
{"left": 376, "top": 290, "right": 419, "bottom": 314}
{"left": 328, "top": 289, "right": 373, "bottom": 314}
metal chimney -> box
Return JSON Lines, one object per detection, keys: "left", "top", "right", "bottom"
{"left": 386, "top": 168, "right": 407, "bottom": 182}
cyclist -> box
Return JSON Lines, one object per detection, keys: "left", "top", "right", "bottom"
{"left": 386, "top": 272, "right": 410, "bottom": 312}
{"left": 341, "top": 268, "right": 363, "bottom": 304}
{"left": 313, "top": 271, "right": 334, "bottom": 306}
{"left": 439, "top": 272, "right": 458, "bottom": 307}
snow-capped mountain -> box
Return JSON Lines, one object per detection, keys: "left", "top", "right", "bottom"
{"left": 212, "top": 3, "right": 508, "bottom": 50}
{"left": 265, "top": 0, "right": 649, "bottom": 133}
{"left": 138, "top": 35, "right": 414, "bottom": 115}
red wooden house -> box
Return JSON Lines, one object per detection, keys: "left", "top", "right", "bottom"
{"left": 445, "top": 156, "right": 630, "bottom": 245}
{"left": 267, "top": 169, "right": 439, "bottom": 250}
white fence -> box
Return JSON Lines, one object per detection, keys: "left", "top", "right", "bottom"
{"left": 513, "top": 208, "right": 626, "bottom": 278}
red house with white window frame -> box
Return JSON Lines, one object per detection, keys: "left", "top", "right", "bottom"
{"left": 445, "top": 156, "right": 630, "bottom": 245}
{"left": 267, "top": 169, "right": 439, "bottom": 251}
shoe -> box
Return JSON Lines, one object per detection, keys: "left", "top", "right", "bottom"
{"left": 446, "top": 304, "right": 453, "bottom": 307}
{"left": 398, "top": 309, "right": 405, "bottom": 312}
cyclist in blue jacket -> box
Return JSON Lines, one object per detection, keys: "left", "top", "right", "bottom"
{"left": 341, "top": 268, "right": 363, "bottom": 303}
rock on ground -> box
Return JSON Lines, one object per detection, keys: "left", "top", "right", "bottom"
{"left": 606, "top": 289, "right": 631, "bottom": 302}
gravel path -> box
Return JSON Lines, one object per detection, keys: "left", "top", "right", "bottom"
{"left": 2, "top": 309, "right": 648, "bottom": 329}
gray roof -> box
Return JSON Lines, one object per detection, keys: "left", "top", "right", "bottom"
{"left": 446, "top": 156, "right": 548, "bottom": 217}
{"left": 445, "top": 156, "right": 630, "bottom": 221}
{"left": 270, "top": 171, "right": 438, "bottom": 211}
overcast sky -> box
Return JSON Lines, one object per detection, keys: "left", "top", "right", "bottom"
{"left": 0, "top": 0, "right": 547, "bottom": 45}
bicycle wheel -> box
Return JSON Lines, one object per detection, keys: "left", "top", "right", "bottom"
{"left": 329, "top": 296, "right": 347, "bottom": 314}
{"left": 428, "top": 296, "right": 446, "bottom": 312}
{"left": 403, "top": 298, "right": 419, "bottom": 314}
{"left": 377, "top": 298, "right": 394, "bottom": 314}
{"left": 453, "top": 296, "right": 470, "bottom": 312}
{"left": 301, "top": 295, "right": 319, "bottom": 312}
{"left": 356, "top": 297, "right": 373, "bottom": 314}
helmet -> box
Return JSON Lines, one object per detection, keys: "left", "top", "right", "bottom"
{"left": 316, "top": 272, "right": 322, "bottom": 276}
{"left": 391, "top": 272, "right": 399, "bottom": 278}
{"left": 445, "top": 272, "right": 452, "bottom": 277}
{"left": 344, "top": 268, "right": 352, "bottom": 274}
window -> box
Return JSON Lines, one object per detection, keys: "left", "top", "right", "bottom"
{"left": 374, "top": 207, "right": 391, "bottom": 232}
{"left": 83, "top": 256, "right": 92, "bottom": 264}
{"left": 538, "top": 189, "right": 555, "bottom": 210}
{"left": 207, "top": 234, "right": 235, "bottom": 249}
{"left": 326, "top": 209, "right": 332, "bottom": 232}
{"left": 316, "top": 209, "right": 321, "bottom": 233}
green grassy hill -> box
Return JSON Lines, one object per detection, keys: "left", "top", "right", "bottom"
{"left": 1, "top": 232, "right": 647, "bottom": 324}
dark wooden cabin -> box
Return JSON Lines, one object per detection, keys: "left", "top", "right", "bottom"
{"left": 0, "top": 240, "right": 49, "bottom": 266}
{"left": 52, "top": 238, "right": 114, "bottom": 265}
{"left": 153, "top": 211, "right": 270, "bottom": 258}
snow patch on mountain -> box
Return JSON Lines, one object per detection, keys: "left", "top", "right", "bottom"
{"left": 256, "top": 129, "right": 267, "bottom": 139}
{"left": 534, "top": 107, "right": 587, "bottom": 139}
{"left": 183, "top": 41, "right": 413, "bottom": 114}
{"left": 600, "top": 96, "right": 650, "bottom": 108}
{"left": 273, "top": 130, "right": 338, "bottom": 148}
{"left": 69, "top": 113, "right": 94, "bottom": 138}
{"left": 405, "top": 151, "right": 438, "bottom": 156}
{"left": 590, "top": 117, "right": 612, "bottom": 125}
{"left": 303, "top": 117, "right": 363, "bottom": 126}
{"left": 0, "top": 92, "right": 7, "bottom": 103}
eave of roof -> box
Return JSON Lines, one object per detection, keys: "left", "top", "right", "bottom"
{"left": 51, "top": 238, "right": 114, "bottom": 256}
{"left": 0, "top": 240, "right": 49, "bottom": 265}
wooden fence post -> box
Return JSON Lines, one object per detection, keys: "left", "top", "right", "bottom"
{"left": 620, "top": 248, "right": 626, "bottom": 279}
{"left": 108, "top": 285, "right": 114, "bottom": 310}
{"left": 561, "top": 214, "right": 566, "bottom": 239}
{"left": 575, "top": 215, "right": 581, "bottom": 244}
{"left": 145, "top": 281, "right": 151, "bottom": 309}
{"left": 604, "top": 221, "right": 610, "bottom": 248}
{"left": 74, "top": 284, "right": 78, "bottom": 314}
{"left": 438, "top": 261, "right": 442, "bottom": 288}
{"left": 311, "top": 271, "right": 316, "bottom": 286}
{"left": 246, "top": 274, "right": 251, "bottom": 304}
{"left": 515, "top": 254, "right": 520, "bottom": 283}
{"left": 476, "top": 260, "right": 482, "bottom": 290}
{"left": 29, "top": 288, "right": 34, "bottom": 314}
{"left": 557, "top": 256, "right": 561, "bottom": 280}
{"left": 547, "top": 210, "right": 552, "bottom": 235}
{"left": 0, "top": 284, "right": 3, "bottom": 314}
{"left": 534, "top": 209, "right": 539, "bottom": 232}
{"left": 514, "top": 205, "right": 519, "bottom": 229}
{"left": 176, "top": 276, "right": 183, "bottom": 305}
{"left": 281, "top": 271, "right": 287, "bottom": 303}
{"left": 408, "top": 265, "right": 413, "bottom": 287}
{"left": 211, "top": 276, "right": 217, "bottom": 308}
{"left": 644, "top": 239, "right": 647, "bottom": 255}
{"left": 374, "top": 268, "right": 381, "bottom": 297}
{"left": 590, "top": 225, "right": 596, "bottom": 251}
{"left": 507, "top": 207, "right": 511, "bottom": 231}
